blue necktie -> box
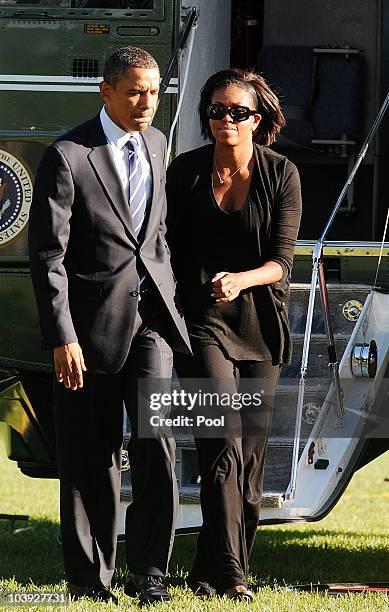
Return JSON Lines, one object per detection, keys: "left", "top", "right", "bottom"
{"left": 127, "top": 136, "right": 147, "bottom": 236}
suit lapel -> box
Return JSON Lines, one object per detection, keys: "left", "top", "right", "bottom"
{"left": 87, "top": 117, "right": 138, "bottom": 243}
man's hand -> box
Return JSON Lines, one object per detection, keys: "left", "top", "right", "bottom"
{"left": 211, "top": 271, "right": 246, "bottom": 303}
{"left": 54, "top": 342, "right": 87, "bottom": 390}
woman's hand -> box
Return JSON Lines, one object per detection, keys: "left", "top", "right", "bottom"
{"left": 211, "top": 262, "right": 284, "bottom": 302}
{"left": 211, "top": 271, "right": 246, "bottom": 302}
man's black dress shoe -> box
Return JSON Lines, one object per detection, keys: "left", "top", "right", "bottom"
{"left": 124, "top": 573, "right": 171, "bottom": 604}
{"left": 68, "top": 584, "right": 118, "bottom": 604}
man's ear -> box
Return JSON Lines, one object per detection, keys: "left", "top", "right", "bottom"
{"left": 99, "top": 81, "right": 112, "bottom": 103}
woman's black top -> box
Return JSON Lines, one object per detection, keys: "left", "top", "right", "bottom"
{"left": 166, "top": 143, "right": 302, "bottom": 365}
{"left": 185, "top": 170, "right": 274, "bottom": 361}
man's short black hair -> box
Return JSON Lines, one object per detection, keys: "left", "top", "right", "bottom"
{"left": 103, "top": 46, "right": 159, "bottom": 86}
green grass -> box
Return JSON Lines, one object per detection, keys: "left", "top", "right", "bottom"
{"left": 1, "top": 438, "right": 389, "bottom": 611}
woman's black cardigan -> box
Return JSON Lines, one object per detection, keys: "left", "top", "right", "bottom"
{"left": 166, "top": 143, "right": 302, "bottom": 365}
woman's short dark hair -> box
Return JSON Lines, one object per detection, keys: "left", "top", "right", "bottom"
{"left": 198, "top": 68, "right": 285, "bottom": 146}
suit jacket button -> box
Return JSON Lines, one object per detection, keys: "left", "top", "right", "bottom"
{"left": 130, "top": 290, "right": 139, "bottom": 297}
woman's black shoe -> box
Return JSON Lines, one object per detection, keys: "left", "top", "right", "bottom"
{"left": 223, "top": 586, "right": 254, "bottom": 602}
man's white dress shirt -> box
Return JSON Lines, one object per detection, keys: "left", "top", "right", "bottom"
{"left": 99, "top": 106, "right": 152, "bottom": 208}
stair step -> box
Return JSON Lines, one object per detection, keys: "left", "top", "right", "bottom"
{"left": 120, "top": 481, "right": 201, "bottom": 504}
{"left": 120, "top": 481, "right": 284, "bottom": 508}
{"left": 288, "top": 284, "right": 371, "bottom": 336}
{"left": 263, "top": 442, "right": 303, "bottom": 494}
{"left": 261, "top": 492, "right": 284, "bottom": 508}
{"left": 272, "top": 382, "right": 330, "bottom": 439}
{"left": 121, "top": 437, "right": 305, "bottom": 505}
{"left": 282, "top": 335, "right": 350, "bottom": 379}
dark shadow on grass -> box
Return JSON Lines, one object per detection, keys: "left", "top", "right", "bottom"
{"left": 0, "top": 517, "right": 64, "bottom": 585}
{"left": 3, "top": 521, "right": 388, "bottom": 590}
{"left": 250, "top": 528, "right": 389, "bottom": 586}
{"left": 165, "top": 529, "right": 389, "bottom": 588}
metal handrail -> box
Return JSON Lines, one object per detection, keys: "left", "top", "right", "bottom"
{"left": 285, "top": 90, "right": 389, "bottom": 502}
{"left": 158, "top": 6, "right": 199, "bottom": 102}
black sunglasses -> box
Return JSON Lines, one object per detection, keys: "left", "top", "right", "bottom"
{"left": 206, "top": 102, "right": 257, "bottom": 122}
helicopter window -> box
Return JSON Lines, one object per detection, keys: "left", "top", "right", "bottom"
{"left": 71, "top": 0, "right": 153, "bottom": 6}
{"left": 0, "top": 0, "right": 153, "bottom": 7}
{"left": 0, "top": 0, "right": 67, "bottom": 4}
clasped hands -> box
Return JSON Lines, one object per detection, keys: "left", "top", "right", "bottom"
{"left": 211, "top": 271, "right": 246, "bottom": 303}
{"left": 54, "top": 342, "right": 86, "bottom": 391}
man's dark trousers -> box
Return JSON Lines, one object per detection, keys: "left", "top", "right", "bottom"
{"left": 54, "top": 291, "right": 177, "bottom": 587}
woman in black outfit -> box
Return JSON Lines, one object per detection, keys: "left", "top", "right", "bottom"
{"left": 166, "top": 68, "right": 302, "bottom": 601}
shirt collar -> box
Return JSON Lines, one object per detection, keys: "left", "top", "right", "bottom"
{"left": 100, "top": 106, "right": 140, "bottom": 150}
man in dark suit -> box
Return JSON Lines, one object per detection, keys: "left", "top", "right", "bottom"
{"left": 28, "top": 46, "right": 190, "bottom": 604}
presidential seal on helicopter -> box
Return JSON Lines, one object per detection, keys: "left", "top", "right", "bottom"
{"left": 0, "top": 150, "right": 33, "bottom": 247}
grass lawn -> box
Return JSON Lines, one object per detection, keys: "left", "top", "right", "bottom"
{"left": 1, "top": 439, "right": 389, "bottom": 611}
